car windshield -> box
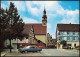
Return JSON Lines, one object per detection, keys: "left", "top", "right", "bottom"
{"left": 26, "top": 46, "right": 31, "bottom": 48}
{"left": 30, "top": 46, "right": 37, "bottom": 48}
{"left": 23, "top": 46, "right": 30, "bottom": 48}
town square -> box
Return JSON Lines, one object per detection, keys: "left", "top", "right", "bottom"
{"left": 1, "top": 1, "right": 79, "bottom": 57}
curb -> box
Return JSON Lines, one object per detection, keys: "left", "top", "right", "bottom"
{"left": 1, "top": 50, "right": 9, "bottom": 57}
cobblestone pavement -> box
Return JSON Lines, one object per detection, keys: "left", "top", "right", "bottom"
{"left": 41, "top": 49, "right": 79, "bottom": 56}
{"left": 4, "top": 49, "right": 79, "bottom": 56}
{"left": 4, "top": 52, "right": 43, "bottom": 56}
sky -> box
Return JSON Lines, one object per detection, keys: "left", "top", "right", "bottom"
{"left": 1, "top": 1, "right": 79, "bottom": 38}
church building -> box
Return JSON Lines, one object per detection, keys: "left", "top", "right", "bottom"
{"left": 4, "top": 8, "right": 47, "bottom": 49}
{"left": 23, "top": 8, "right": 47, "bottom": 47}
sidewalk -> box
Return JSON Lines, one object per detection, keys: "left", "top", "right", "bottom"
{"left": 1, "top": 49, "right": 9, "bottom": 57}
{"left": 1, "top": 49, "right": 19, "bottom": 57}
{"left": 58, "top": 49, "right": 79, "bottom": 54}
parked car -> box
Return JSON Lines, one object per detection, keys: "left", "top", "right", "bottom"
{"left": 37, "top": 46, "right": 44, "bottom": 48}
{"left": 68, "top": 46, "right": 73, "bottom": 49}
{"left": 63, "top": 46, "right": 73, "bottom": 49}
{"left": 75, "top": 46, "right": 80, "bottom": 50}
{"left": 18, "top": 46, "right": 42, "bottom": 53}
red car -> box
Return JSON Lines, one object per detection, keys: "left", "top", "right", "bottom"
{"left": 37, "top": 46, "right": 44, "bottom": 48}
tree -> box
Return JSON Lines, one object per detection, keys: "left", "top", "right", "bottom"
{"left": 60, "top": 40, "right": 67, "bottom": 46}
{"left": 7, "top": 2, "right": 25, "bottom": 52}
{"left": 0, "top": 8, "right": 9, "bottom": 51}
{"left": 0, "top": 2, "right": 28, "bottom": 52}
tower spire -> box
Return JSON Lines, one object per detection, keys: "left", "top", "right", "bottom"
{"left": 44, "top": 6, "right": 46, "bottom": 14}
{"left": 42, "top": 7, "right": 47, "bottom": 26}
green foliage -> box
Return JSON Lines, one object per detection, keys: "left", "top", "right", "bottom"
{"left": 7, "top": 2, "right": 25, "bottom": 40}
{"left": 0, "top": 8, "right": 9, "bottom": 50}
{"left": 60, "top": 40, "right": 67, "bottom": 45}
{"left": 0, "top": 2, "right": 28, "bottom": 51}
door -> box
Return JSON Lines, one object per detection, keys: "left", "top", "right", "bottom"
{"left": 74, "top": 44, "right": 76, "bottom": 48}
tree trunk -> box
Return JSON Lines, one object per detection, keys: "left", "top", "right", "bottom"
{"left": 9, "top": 39, "right": 12, "bottom": 53}
{"left": 17, "top": 38, "right": 18, "bottom": 49}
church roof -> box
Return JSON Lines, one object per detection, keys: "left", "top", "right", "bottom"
{"left": 33, "top": 24, "right": 46, "bottom": 35}
{"left": 22, "top": 24, "right": 32, "bottom": 35}
{"left": 23, "top": 23, "right": 46, "bottom": 35}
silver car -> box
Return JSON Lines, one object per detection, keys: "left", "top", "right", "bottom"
{"left": 18, "top": 46, "right": 42, "bottom": 53}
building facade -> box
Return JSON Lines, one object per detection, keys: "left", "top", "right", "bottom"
{"left": 56, "top": 24, "right": 79, "bottom": 49}
{"left": 47, "top": 33, "right": 57, "bottom": 48}
{"left": 47, "top": 33, "right": 52, "bottom": 47}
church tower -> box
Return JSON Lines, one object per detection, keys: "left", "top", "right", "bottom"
{"left": 42, "top": 8, "right": 47, "bottom": 26}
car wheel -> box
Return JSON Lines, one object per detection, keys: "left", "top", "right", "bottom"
{"left": 35, "top": 51, "right": 37, "bottom": 53}
{"left": 38, "top": 51, "right": 40, "bottom": 52}
{"left": 22, "top": 51, "right": 25, "bottom": 53}
{"left": 25, "top": 51, "right": 28, "bottom": 53}
{"left": 21, "top": 51, "right": 23, "bottom": 53}
{"left": 33, "top": 51, "right": 35, "bottom": 53}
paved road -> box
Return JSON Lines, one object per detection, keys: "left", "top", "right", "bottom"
{"left": 4, "top": 52, "right": 43, "bottom": 56}
{"left": 4, "top": 49, "right": 79, "bottom": 56}
{"left": 41, "top": 49, "right": 79, "bottom": 56}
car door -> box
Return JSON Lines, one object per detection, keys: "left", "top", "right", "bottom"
{"left": 30, "top": 46, "right": 37, "bottom": 52}
{"left": 28, "top": 46, "right": 34, "bottom": 52}
{"left": 33, "top": 46, "right": 37, "bottom": 51}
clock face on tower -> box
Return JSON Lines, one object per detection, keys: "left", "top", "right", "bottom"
{"left": 43, "top": 22, "right": 46, "bottom": 25}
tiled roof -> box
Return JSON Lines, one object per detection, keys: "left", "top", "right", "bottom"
{"left": 32, "top": 24, "right": 46, "bottom": 35}
{"left": 23, "top": 23, "right": 46, "bottom": 35}
{"left": 22, "top": 24, "right": 32, "bottom": 35}
{"left": 57, "top": 24, "right": 79, "bottom": 32}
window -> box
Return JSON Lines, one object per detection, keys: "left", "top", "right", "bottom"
{"left": 67, "top": 32, "right": 69, "bottom": 35}
{"left": 63, "top": 32, "right": 64, "bottom": 35}
{"left": 74, "top": 44, "right": 76, "bottom": 47}
{"left": 73, "top": 32, "right": 75, "bottom": 35}
{"left": 70, "top": 37, "right": 72, "bottom": 41}
{"left": 64, "top": 37, "right": 67, "bottom": 40}
{"left": 67, "top": 37, "right": 70, "bottom": 40}
{"left": 64, "top": 32, "right": 67, "bottom": 35}
{"left": 73, "top": 37, "right": 76, "bottom": 40}
{"left": 61, "top": 32, "right": 63, "bottom": 35}
{"left": 75, "top": 32, "right": 79, "bottom": 36}
{"left": 69, "top": 32, "right": 72, "bottom": 35}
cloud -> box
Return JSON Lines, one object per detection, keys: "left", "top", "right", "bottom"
{"left": 25, "top": 1, "right": 60, "bottom": 17}
{"left": 1, "top": 3, "right": 8, "bottom": 9}
{"left": 2, "top": 1, "right": 79, "bottom": 38}
{"left": 25, "top": 1, "right": 40, "bottom": 16}
{"left": 61, "top": 9, "right": 79, "bottom": 24}
{"left": 25, "top": 1, "right": 79, "bottom": 38}
{"left": 8, "top": 1, "right": 26, "bottom": 11}
{"left": 23, "top": 17, "right": 39, "bottom": 23}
